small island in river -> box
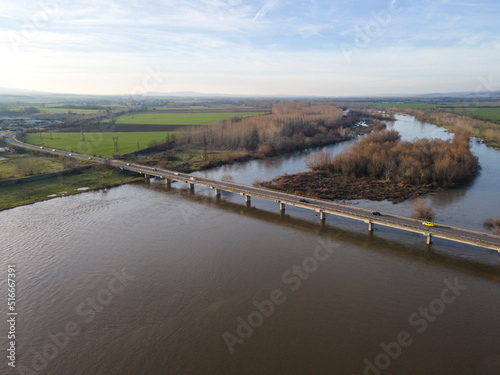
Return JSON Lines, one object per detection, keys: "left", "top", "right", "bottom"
{"left": 257, "top": 129, "right": 479, "bottom": 203}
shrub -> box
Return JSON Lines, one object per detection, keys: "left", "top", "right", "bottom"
{"left": 412, "top": 198, "right": 435, "bottom": 221}
{"left": 484, "top": 217, "right": 500, "bottom": 235}
{"left": 305, "top": 150, "right": 332, "bottom": 171}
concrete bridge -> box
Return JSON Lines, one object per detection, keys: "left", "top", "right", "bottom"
{"left": 5, "top": 132, "right": 500, "bottom": 254}
{"left": 136, "top": 168, "right": 500, "bottom": 253}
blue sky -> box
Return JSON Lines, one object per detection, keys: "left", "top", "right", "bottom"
{"left": 0, "top": 0, "right": 499, "bottom": 96}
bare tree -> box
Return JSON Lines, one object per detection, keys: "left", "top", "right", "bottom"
{"left": 253, "top": 178, "right": 264, "bottom": 186}
{"left": 412, "top": 198, "right": 435, "bottom": 221}
{"left": 305, "top": 150, "right": 332, "bottom": 171}
{"left": 484, "top": 217, "right": 500, "bottom": 235}
{"left": 16, "top": 158, "right": 45, "bottom": 176}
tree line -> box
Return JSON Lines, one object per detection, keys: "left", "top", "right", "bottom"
{"left": 172, "top": 103, "right": 362, "bottom": 156}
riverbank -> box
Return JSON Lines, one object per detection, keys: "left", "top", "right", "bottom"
{"left": 0, "top": 165, "right": 141, "bottom": 211}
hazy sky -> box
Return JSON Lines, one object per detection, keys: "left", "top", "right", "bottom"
{"left": 1, "top": 0, "right": 499, "bottom": 96}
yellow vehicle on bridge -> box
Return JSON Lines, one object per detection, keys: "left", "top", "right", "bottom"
{"left": 422, "top": 222, "right": 435, "bottom": 227}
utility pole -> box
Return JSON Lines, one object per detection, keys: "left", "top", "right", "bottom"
{"left": 112, "top": 136, "right": 119, "bottom": 154}
{"left": 203, "top": 134, "right": 208, "bottom": 161}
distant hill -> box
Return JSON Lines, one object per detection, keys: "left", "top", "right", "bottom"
{"left": 0, "top": 87, "right": 49, "bottom": 95}
{"left": 1, "top": 86, "right": 499, "bottom": 103}
{"left": 143, "top": 91, "right": 304, "bottom": 98}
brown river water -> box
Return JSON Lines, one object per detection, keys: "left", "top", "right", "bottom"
{"left": 1, "top": 115, "right": 500, "bottom": 375}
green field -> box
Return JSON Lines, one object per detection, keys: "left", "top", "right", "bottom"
{"left": 40, "top": 107, "right": 102, "bottom": 114}
{"left": 114, "top": 112, "right": 268, "bottom": 125}
{"left": 372, "top": 102, "right": 500, "bottom": 122}
{"left": 25, "top": 132, "right": 173, "bottom": 157}
{"left": 13, "top": 103, "right": 124, "bottom": 114}
{"left": 150, "top": 105, "right": 235, "bottom": 110}
{"left": 13, "top": 106, "right": 102, "bottom": 115}
{"left": 150, "top": 106, "right": 211, "bottom": 110}
{"left": 452, "top": 107, "right": 500, "bottom": 122}
{"left": 372, "top": 102, "right": 439, "bottom": 109}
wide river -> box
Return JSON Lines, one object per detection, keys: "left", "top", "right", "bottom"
{"left": 1, "top": 115, "right": 500, "bottom": 374}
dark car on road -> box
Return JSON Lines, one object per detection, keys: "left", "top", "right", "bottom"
{"left": 372, "top": 212, "right": 381, "bottom": 216}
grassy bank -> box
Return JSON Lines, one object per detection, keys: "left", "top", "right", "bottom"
{"left": 0, "top": 166, "right": 141, "bottom": 212}
{"left": 0, "top": 153, "right": 69, "bottom": 180}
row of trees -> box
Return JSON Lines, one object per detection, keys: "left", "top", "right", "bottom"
{"left": 306, "top": 129, "right": 479, "bottom": 187}
{"left": 172, "top": 103, "right": 359, "bottom": 156}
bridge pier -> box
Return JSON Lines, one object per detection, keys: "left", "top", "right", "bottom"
{"left": 426, "top": 233, "right": 432, "bottom": 245}
{"left": 215, "top": 189, "right": 221, "bottom": 197}
{"left": 279, "top": 202, "right": 285, "bottom": 212}
{"left": 189, "top": 183, "right": 195, "bottom": 191}
{"left": 320, "top": 211, "right": 326, "bottom": 223}
{"left": 367, "top": 220, "right": 374, "bottom": 232}
{"left": 166, "top": 178, "right": 172, "bottom": 185}
{"left": 245, "top": 195, "right": 251, "bottom": 204}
